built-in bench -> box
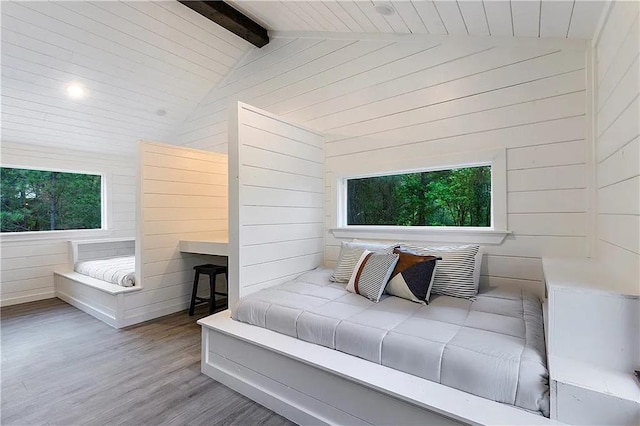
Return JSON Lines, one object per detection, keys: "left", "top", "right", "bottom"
{"left": 54, "top": 238, "right": 141, "bottom": 328}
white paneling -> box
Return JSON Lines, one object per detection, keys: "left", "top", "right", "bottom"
{"left": 595, "top": 1, "right": 640, "bottom": 283}
{"left": 539, "top": 0, "right": 574, "bottom": 38}
{"left": 178, "top": 35, "right": 588, "bottom": 295}
{"left": 227, "top": 1, "right": 602, "bottom": 40}
{"left": 0, "top": 1, "right": 251, "bottom": 157}
{"left": 135, "top": 141, "right": 227, "bottom": 321}
{"left": 229, "top": 103, "right": 324, "bottom": 309}
{"left": 483, "top": 0, "right": 513, "bottom": 36}
{"left": 0, "top": 142, "right": 136, "bottom": 306}
{"left": 568, "top": 0, "right": 607, "bottom": 39}
{"left": 511, "top": 0, "right": 541, "bottom": 37}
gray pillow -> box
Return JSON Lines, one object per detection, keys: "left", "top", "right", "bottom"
{"left": 346, "top": 250, "right": 399, "bottom": 302}
{"left": 330, "top": 241, "right": 396, "bottom": 283}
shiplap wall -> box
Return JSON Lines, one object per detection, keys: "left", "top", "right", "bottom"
{"left": 131, "top": 141, "right": 227, "bottom": 324}
{"left": 594, "top": 1, "right": 640, "bottom": 283}
{"left": 174, "top": 35, "right": 588, "bottom": 294}
{"left": 0, "top": 142, "right": 136, "bottom": 306}
{"left": 228, "top": 103, "right": 324, "bottom": 309}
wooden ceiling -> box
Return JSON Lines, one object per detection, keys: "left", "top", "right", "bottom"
{"left": 229, "top": 1, "right": 605, "bottom": 38}
{"left": 0, "top": 1, "right": 251, "bottom": 156}
{"left": 1, "top": 1, "right": 606, "bottom": 157}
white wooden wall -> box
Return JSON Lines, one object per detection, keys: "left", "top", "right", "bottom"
{"left": 228, "top": 103, "right": 324, "bottom": 309}
{"left": 175, "top": 36, "right": 589, "bottom": 294}
{"left": 131, "top": 141, "right": 227, "bottom": 324}
{"left": 594, "top": 1, "right": 640, "bottom": 284}
{"left": 0, "top": 142, "right": 136, "bottom": 306}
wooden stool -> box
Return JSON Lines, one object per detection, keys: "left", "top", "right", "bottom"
{"left": 189, "top": 264, "right": 228, "bottom": 316}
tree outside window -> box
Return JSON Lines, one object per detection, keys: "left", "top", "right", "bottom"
{"left": 1, "top": 167, "right": 102, "bottom": 232}
{"left": 347, "top": 165, "right": 491, "bottom": 227}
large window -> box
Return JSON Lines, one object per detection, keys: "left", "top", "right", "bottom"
{"left": 346, "top": 165, "right": 492, "bottom": 228}
{"left": 1, "top": 167, "right": 103, "bottom": 233}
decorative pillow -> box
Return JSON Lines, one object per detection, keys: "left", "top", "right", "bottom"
{"left": 386, "top": 249, "right": 439, "bottom": 304}
{"left": 330, "top": 241, "right": 396, "bottom": 283}
{"left": 398, "top": 244, "right": 480, "bottom": 299}
{"left": 346, "top": 250, "right": 399, "bottom": 302}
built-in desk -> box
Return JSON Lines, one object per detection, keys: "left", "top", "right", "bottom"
{"left": 179, "top": 239, "right": 229, "bottom": 256}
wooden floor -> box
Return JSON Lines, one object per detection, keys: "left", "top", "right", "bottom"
{"left": 1, "top": 298, "right": 295, "bottom": 426}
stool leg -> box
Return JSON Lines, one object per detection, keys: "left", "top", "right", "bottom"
{"left": 189, "top": 271, "right": 200, "bottom": 316}
{"left": 209, "top": 273, "right": 216, "bottom": 314}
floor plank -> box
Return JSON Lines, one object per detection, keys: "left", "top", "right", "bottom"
{"left": 1, "top": 298, "right": 296, "bottom": 426}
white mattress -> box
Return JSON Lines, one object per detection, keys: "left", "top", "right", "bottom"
{"left": 74, "top": 256, "right": 136, "bottom": 287}
{"left": 233, "top": 267, "right": 550, "bottom": 416}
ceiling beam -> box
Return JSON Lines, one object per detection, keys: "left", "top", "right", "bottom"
{"left": 178, "top": 1, "right": 269, "bottom": 48}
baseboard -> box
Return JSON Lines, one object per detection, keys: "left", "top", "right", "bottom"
{"left": 0, "top": 291, "right": 55, "bottom": 307}
{"left": 120, "top": 300, "right": 191, "bottom": 328}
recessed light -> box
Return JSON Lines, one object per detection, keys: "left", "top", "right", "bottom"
{"left": 374, "top": 2, "right": 395, "bottom": 16}
{"left": 66, "top": 83, "right": 85, "bottom": 99}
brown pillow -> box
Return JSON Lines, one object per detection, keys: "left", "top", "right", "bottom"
{"left": 386, "top": 248, "right": 440, "bottom": 304}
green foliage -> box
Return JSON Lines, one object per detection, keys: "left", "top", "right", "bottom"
{"left": 347, "top": 166, "right": 491, "bottom": 227}
{"left": 1, "top": 168, "right": 102, "bottom": 232}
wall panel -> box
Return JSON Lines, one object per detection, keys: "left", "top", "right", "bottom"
{"left": 228, "top": 103, "right": 324, "bottom": 309}
{"left": 175, "top": 36, "right": 589, "bottom": 294}
{"left": 595, "top": 1, "right": 640, "bottom": 283}
{"left": 133, "top": 141, "right": 227, "bottom": 324}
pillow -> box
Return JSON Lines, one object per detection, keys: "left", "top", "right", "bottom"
{"left": 386, "top": 249, "right": 439, "bottom": 304}
{"left": 330, "top": 241, "right": 396, "bottom": 283}
{"left": 346, "top": 250, "right": 399, "bottom": 302}
{"left": 398, "top": 244, "right": 480, "bottom": 299}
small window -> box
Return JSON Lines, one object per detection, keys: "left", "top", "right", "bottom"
{"left": 346, "top": 165, "right": 492, "bottom": 227}
{"left": 1, "top": 167, "right": 103, "bottom": 233}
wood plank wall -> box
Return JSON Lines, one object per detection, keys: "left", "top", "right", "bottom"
{"left": 0, "top": 142, "right": 136, "bottom": 306}
{"left": 174, "top": 36, "right": 589, "bottom": 294}
{"left": 228, "top": 103, "right": 324, "bottom": 309}
{"left": 131, "top": 141, "right": 227, "bottom": 324}
{"left": 594, "top": 1, "right": 640, "bottom": 283}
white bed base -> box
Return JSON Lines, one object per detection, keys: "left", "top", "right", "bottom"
{"left": 54, "top": 271, "right": 140, "bottom": 328}
{"left": 199, "top": 311, "right": 560, "bottom": 426}
{"left": 54, "top": 238, "right": 140, "bottom": 328}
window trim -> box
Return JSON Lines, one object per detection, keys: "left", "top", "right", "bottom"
{"left": 330, "top": 149, "right": 510, "bottom": 245}
{"left": 0, "top": 164, "right": 109, "bottom": 241}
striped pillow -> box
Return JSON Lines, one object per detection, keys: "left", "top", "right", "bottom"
{"left": 330, "top": 242, "right": 396, "bottom": 283}
{"left": 346, "top": 250, "right": 399, "bottom": 302}
{"left": 398, "top": 244, "right": 480, "bottom": 299}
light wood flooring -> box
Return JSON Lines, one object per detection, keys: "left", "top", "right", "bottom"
{"left": 1, "top": 298, "right": 295, "bottom": 426}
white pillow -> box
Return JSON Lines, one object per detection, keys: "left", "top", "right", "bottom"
{"left": 398, "top": 244, "right": 481, "bottom": 299}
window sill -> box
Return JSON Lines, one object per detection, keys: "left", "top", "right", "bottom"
{"left": 329, "top": 226, "right": 511, "bottom": 245}
{"left": 0, "top": 229, "right": 113, "bottom": 243}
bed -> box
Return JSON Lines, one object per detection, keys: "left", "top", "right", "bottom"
{"left": 54, "top": 238, "right": 141, "bottom": 328}
{"left": 74, "top": 255, "right": 136, "bottom": 287}
{"left": 232, "top": 267, "right": 550, "bottom": 417}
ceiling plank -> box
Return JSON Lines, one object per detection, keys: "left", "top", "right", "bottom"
{"left": 178, "top": 1, "right": 269, "bottom": 48}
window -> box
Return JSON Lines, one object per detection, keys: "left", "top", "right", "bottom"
{"left": 331, "top": 149, "right": 509, "bottom": 244}
{"left": 1, "top": 167, "right": 103, "bottom": 233}
{"left": 347, "top": 165, "right": 492, "bottom": 228}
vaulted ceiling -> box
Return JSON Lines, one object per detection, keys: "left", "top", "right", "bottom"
{"left": 1, "top": 1, "right": 605, "bottom": 156}
{"left": 0, "top": 1, "right": 251, "bottom": 156}
{"left": 229, "top": 1, "right": 605, "bottom": 38}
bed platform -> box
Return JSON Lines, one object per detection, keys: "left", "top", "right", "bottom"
{"left": 199, "top": 310, "right": 558, "bottom": 426}
{"left": 199, "top": 267, "right": 556, "bottom": 425}
{"left": 54, "top": 238, "right": 141, "bottom": 328}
